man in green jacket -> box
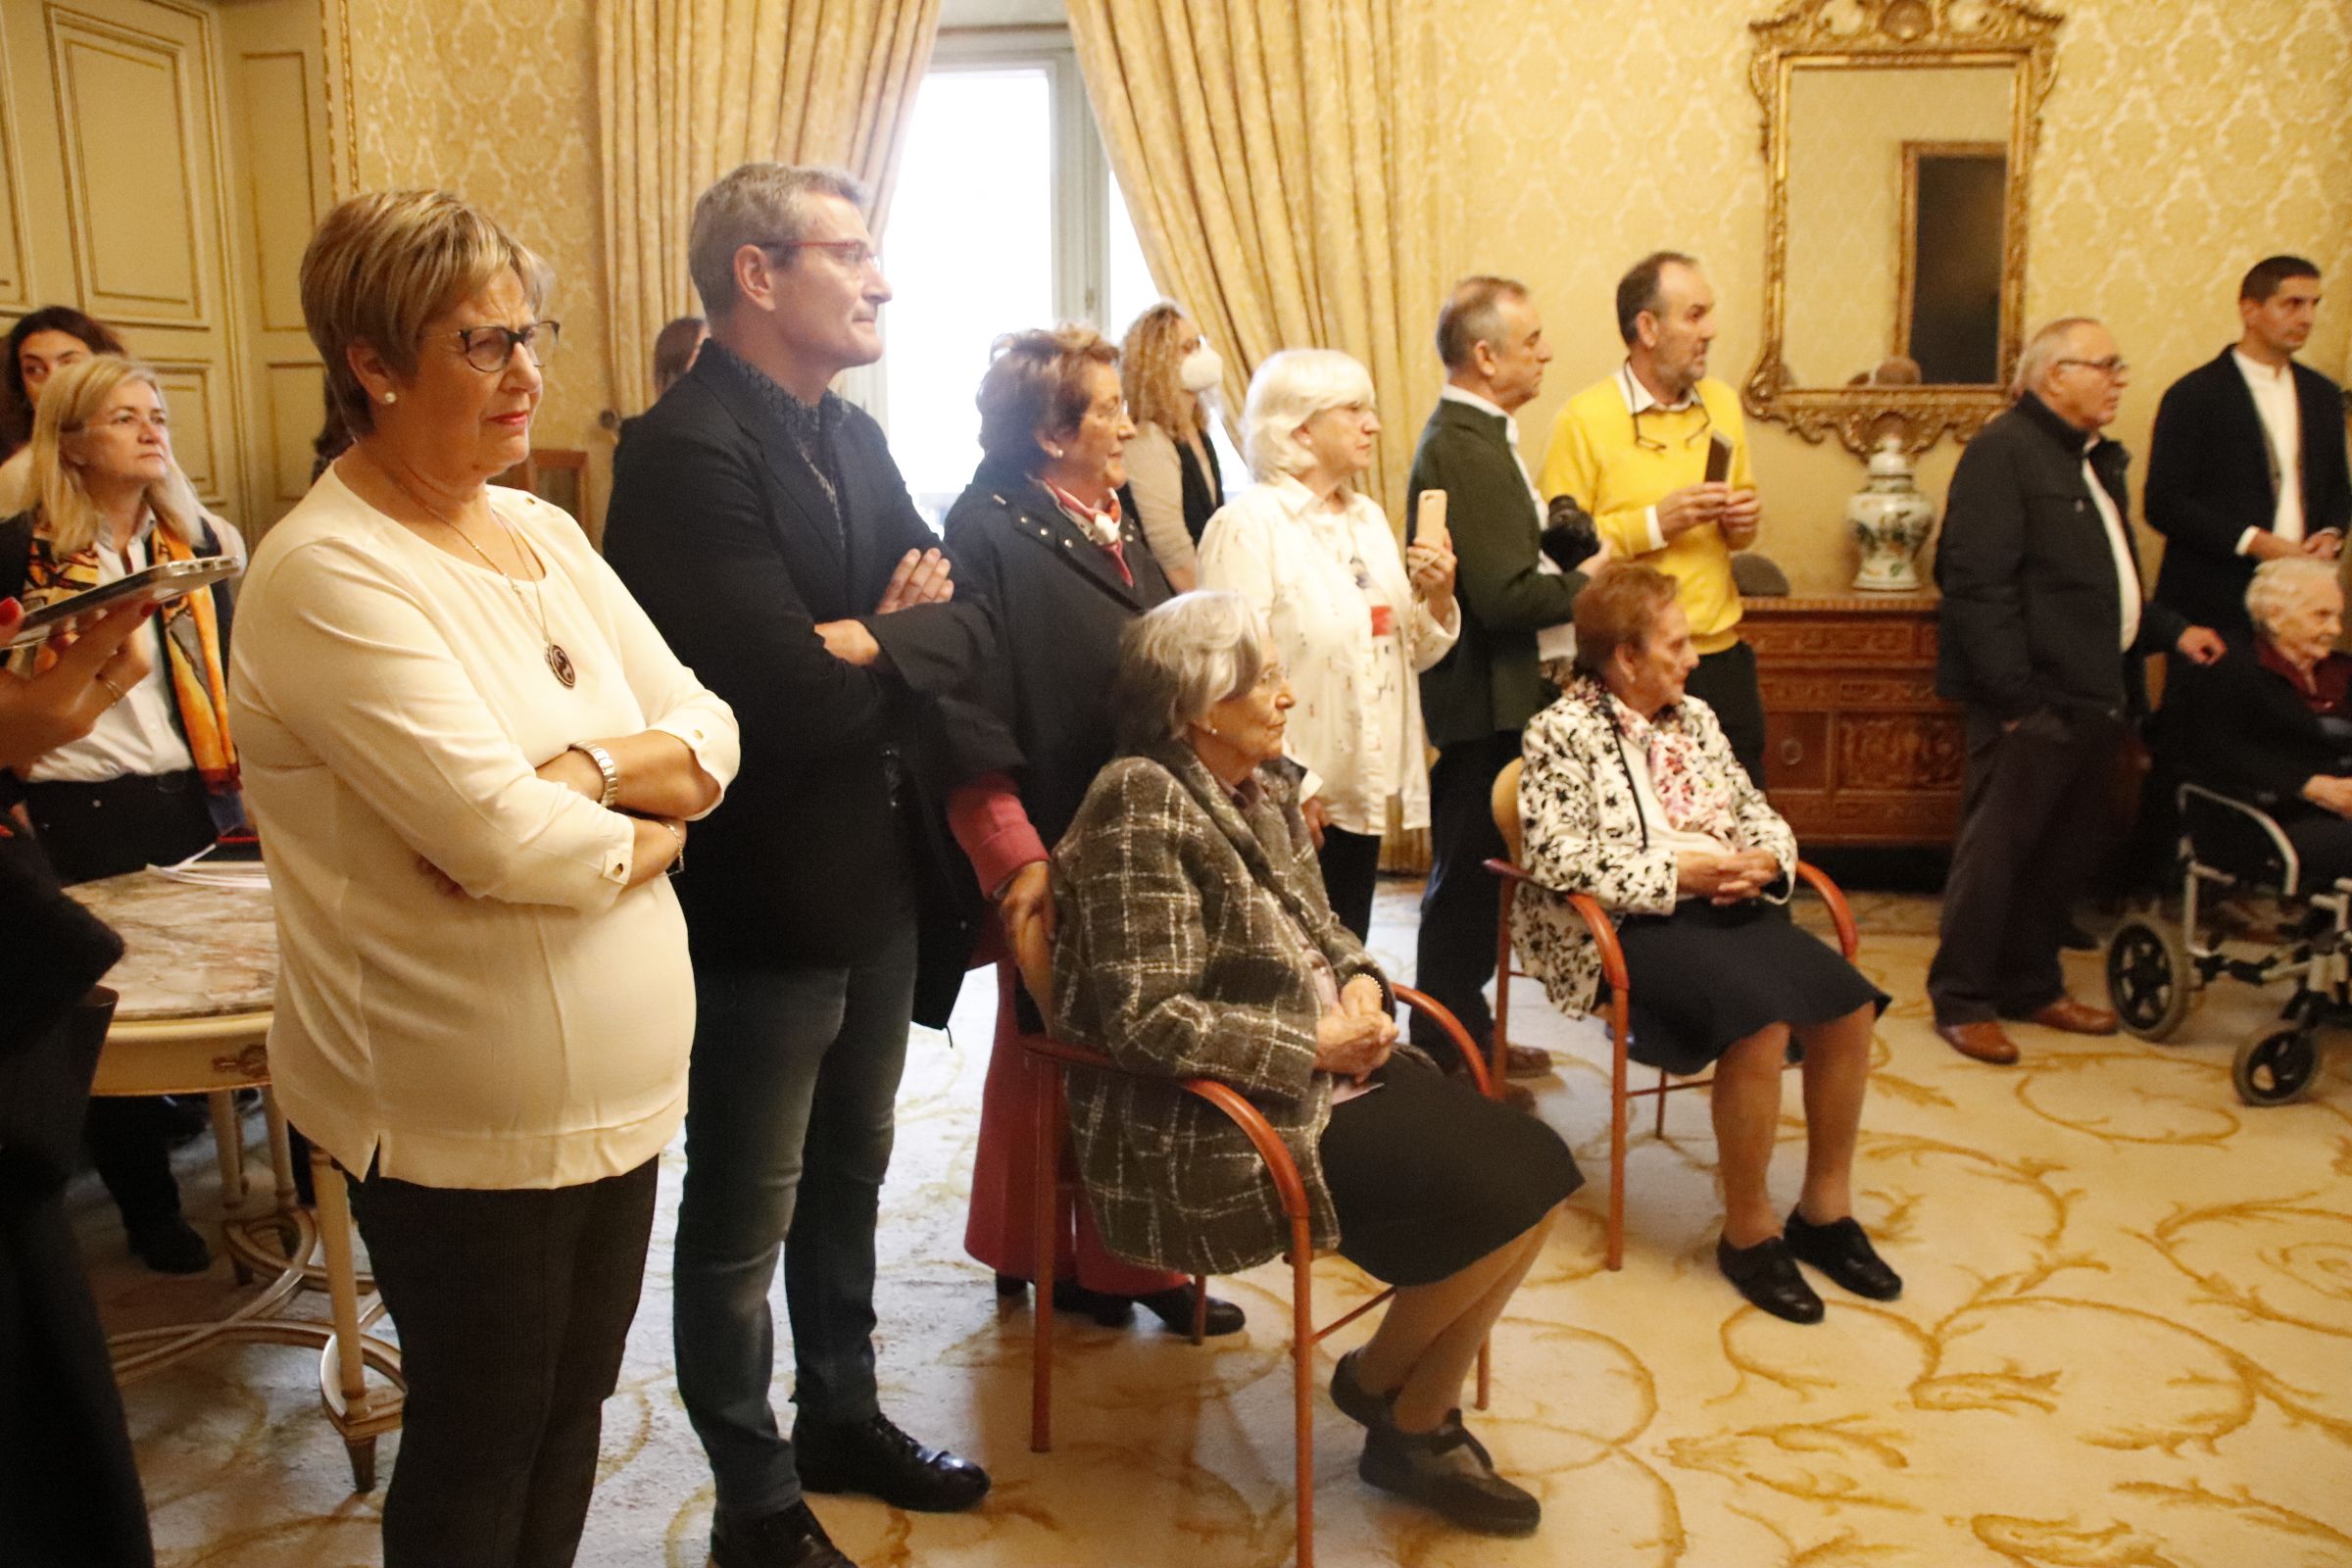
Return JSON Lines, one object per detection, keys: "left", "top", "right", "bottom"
{"left": 1405, "top": 276, "right": 1590, "bottom": 1068}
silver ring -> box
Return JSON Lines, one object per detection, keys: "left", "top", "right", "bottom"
{"left": 96, "top": 674, "right": 127, "bottom": 704}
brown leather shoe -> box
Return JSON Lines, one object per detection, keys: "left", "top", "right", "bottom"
{"left": 1936, "top": 1021, "right": 2020, "bottom": 1064}
{"left": 1502, "top": 1044, "right": 1553, "bottom": 1079}
{"left": 2025, "top": 998, "right": 2119, "bottom": 1036}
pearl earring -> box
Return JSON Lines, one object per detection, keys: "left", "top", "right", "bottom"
{"left": 382, "top": 390, "right": 397, "bottom": 404}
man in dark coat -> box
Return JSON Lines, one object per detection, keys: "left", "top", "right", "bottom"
{"left": 1928, "top": 318, "right": 2225, "bottom": 1066}
{"left": 2146, "top": 256, "right": 2349, "bottom": 643}
{"left": 1405, "top": 276, "right": 1589, "bottom": 1074}
{"left": 603, "top": 163, "right": 994, "bottom": 1568}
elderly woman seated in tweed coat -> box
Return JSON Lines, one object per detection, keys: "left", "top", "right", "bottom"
{"left": 1513, "top": 564, "right": 1895, "bottom": 1326}
{"left": 1047, "top": 591, "right": 1581, "bottom": 1539}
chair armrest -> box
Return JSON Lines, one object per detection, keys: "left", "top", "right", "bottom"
{"left": 1016, "top": 1035, "right": 1313, "bottom": 1221}
{"left": 1793, "top": 860, "right": 1859, "bottom": 960}
{"left": 1392, "top": 984, "right": 1494, "bottom": 1098}
{"left": 1565, "top": 891, "right": 1631, "bottom": 994}
{"left": 1483, "top": 857, "right": 1541, "bottom": 886}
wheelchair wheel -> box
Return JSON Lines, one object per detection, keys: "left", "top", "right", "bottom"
{"left": 2107, "top": 914, "right": 2192, "bottom": 1041}
{"left": 2233, "top": 1025, "right": 2319, "bottom": 1105}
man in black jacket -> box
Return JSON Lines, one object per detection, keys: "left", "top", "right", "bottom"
{"left": 1405, "top": 276, "right": 1588, "bottom": 1074}
{"left": 604, "top": 164, "right": 993, "bottom": 1568}
{"left": 1928, "top": 318, "right": 2225, "bottom": 1066}
{"left": 2146, "top": 256, "right": 2349, "bottom": 642}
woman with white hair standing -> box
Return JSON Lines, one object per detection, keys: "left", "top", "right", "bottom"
{"left": 1197, "top": 349, "right": 1458, "bottom": 938}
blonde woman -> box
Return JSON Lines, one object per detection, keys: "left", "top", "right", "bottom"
{"left": 1197, "top": 348, "right": 1458, "bottom": 939}
{"left": 230, "top": 191, "right": 738, "bottom": 1568}
{"left": 1120, "top": 303, "right": 1226, "bottom": 591}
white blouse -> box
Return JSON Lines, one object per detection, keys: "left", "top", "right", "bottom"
{"left": 1198, "top": 475, "right": 1459, "bottom": 835}
{"left": 226, "top": 469, "right": 740, "bottom": 1189}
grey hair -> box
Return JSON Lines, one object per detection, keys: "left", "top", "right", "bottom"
{"left": 687, "top": 163, "right": 868, "bottom": 319}
{"left": 2012, "top": 316, "right": 2100, "bottom": 399}
{"left": 1112, "top": 591, "right": 1268, "bottom": 752}
{"left": 2246, "top": 555, "right": 2340, "bottom": 636}
{"left": 1241, "top": 348, "right": 1376, "bottom": 480}
{"left": 1435, "top": 275, "right": 1529, "bottom": 371}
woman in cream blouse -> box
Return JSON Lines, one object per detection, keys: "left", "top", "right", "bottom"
{"left": 227, "top": 191, "right": 738, "bottom": 1568}
{"left": 1198, "top": 348, "right": 1458, "bottom": 938}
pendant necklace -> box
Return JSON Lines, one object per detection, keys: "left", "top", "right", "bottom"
{"left": 373, "top": 456, "right": 576, "bottom": 687}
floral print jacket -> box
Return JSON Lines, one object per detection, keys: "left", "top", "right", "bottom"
{"left": 1513, "top": 673, "right": 1796, "bottom": 1015}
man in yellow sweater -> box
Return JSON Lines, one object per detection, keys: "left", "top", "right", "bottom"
{"left": 1540, "top": 251, "right": 1768, "bottom": 781}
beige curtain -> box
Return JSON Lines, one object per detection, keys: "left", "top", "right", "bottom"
{"left": 1067, "top": 0, "right": 1444, "bottom": 530}
{"left": 596, "top": 0, "right": 941, "bottom": 415}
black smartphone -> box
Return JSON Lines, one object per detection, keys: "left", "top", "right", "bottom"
{"left": 1704, "top": 432, "right": 1735, "bottom": 485}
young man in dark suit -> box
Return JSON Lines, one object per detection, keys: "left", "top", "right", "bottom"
{"left": 1929, "top": 318, "right": 2226, "bottom": 1067}
{"left": 1405, "top": 276, "right": 1589, "bottom": 1077}
{"left": 2146, "top": 256, "right": 2350, "bottom": 643}
{"left": 604, "top": 164, "right": 994, "bottom": 1568}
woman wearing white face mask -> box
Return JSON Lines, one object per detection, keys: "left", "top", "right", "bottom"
{"left": 1119, "top": 303, "right": 1226, "bottom": 591}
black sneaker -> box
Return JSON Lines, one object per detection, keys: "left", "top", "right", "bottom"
{"left": 710, "top": 1499, "right": 855, "bottom": 1568}
{"left": 791, "top": 1412, "right": 990, "bottom": 1513}
{"left": 128, "top": 1215, "right": 212, "bottom": 1275}
{"left": 1358, "top": 1412, "right": 1541, "bottom": 1537}
{"left": 1784, "top": 1209, "right": 1902, "bottom": 1300}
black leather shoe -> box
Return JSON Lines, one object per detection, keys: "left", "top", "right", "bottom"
{"left": 1049, "top": 1278, "right": 1135, "bottom": 1326}
{"left": 1784, "top": 1210, "right": 1902, "bottom": 1300}
{"left": 710, "top": 1499, "right": 856, "bottom": 1568}
{"left": 1716, "top": 1234, "right": 1825, "bottom": 1324}
{"left": 993, "top": 1272, "right": 1029, "bottom": 1300}
{"left": 791, "top": 1412, "right": 990, "bottom": 1513}
{"left": 1134, "top": 1283, "right": 1247, "bottom": 1337}
{"left": 1329, "top": 1348, "right": 1395, "bottom": 1429}
{"left": 128, "top": 1215, "right": 211, "bottom": 1275}
{"left": 1358, "top": 1412, "right": 1541, "bottom": 1537}
{"left": 2060, "top": 922, "right": 2098, "bottom": 952}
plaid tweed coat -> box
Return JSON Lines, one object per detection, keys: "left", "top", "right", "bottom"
{"left": 1049, "top": 742, "right": 1418, "bottom": 1276}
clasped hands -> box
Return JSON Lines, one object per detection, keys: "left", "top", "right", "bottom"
{"left": 1313, "top": 974, "right": 1396, "bottom": 1084}
{"left": 815, "top": 548, "right": 955, "bottom": 666}
{"left": 2304, "top": 775, "right": 2352, "bottom": 818}
{"left": 1677, "top": 846, "right": 1780, "bottom": 906}
{"left": 1657, "top": 483, "right": 1760, "bottom": 548}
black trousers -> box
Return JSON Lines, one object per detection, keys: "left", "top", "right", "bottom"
{"left": 1412, "top": 731, "right": 1521, "bottom": 1051}
{"left": 0, "top": 996, "right": 153, "bottom": 1568}
{"left": 1685, "top": 639, "right": 1768, "bottom": 786}
{"left": 1928, "top": 705, "right": 2125, "bottom": 1025}
{"left": 1317, "top": 826, "right": 1384, "bottom": 942}
{"left": 347, "top": 1155, "right": 661, "bottom": 1568}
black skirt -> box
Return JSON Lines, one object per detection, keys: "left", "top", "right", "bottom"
{"left": 1615, "top": 900, "right": 1888, "bottom": 1077}
{"left": 1320, "top": 1055, "right": 1583, "bottom": 1287}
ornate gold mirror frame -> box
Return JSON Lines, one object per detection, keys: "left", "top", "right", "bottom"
{"left": 1743, "top": 0, "right": 2063, "bottom": 455}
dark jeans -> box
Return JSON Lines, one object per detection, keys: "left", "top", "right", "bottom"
{"left": 1929, "top": 705, "right": 2125, "bottom": 1025}
{"left": 1686, "top": 639, "right": 1767, "bottom": 787}
{"left": 346, "top": 1157, "right": 660, "bottom": 1568}
{"left": 673, "top": 919, "right": 917, "bottom": 1519}
{"left": 1318, "top": 825, "right": 1384, "bottom": 941}
{"left": 84, "top": 1096, "right": 183, "bottom": 1235}
{"left": 1413, "top": 730, "right": 1521, "bottom": 1052}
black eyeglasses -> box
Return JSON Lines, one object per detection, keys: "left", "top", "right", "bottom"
{"left": 442, "top": 320, "right": 561, "bottom": 373}
{"left": 1631, "top": 397, "right": 1712, "bottom": 454}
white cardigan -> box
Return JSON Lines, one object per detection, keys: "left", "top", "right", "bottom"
{"left": 1198, "top": 475, "right": 1457, "bottom": 835}
{"left": 226, "top": 469, "right": 739, "bottom": 1189}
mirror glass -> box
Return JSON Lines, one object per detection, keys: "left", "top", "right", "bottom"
{"left": 1782, "top": 63, "right": 2015, "bottom": 389}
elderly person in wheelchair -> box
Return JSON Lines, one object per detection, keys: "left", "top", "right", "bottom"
{"left": 1512, "top": 564, "right": 1894, "bottom": 1324}
{"left": 1044, "top": 591, "right": 1581, "bottom": 1538}
{"left": 2108, "top": 555, "right": 2352, "bottom": 1102}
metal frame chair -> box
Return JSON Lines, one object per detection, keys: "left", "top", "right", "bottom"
{"left": 1481, "top": 756, "right": 1859, "bottom": 1269}
{"left": 1019, "top": 984, "right": 1495, "bottom": 1568}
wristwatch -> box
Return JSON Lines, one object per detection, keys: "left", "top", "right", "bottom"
{"left": 568, "top": 742, "right": 620, "bottom": 809}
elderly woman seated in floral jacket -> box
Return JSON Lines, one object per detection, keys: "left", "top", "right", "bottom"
{"left": 1046, "top": 591, "right": 1581, "bottom": 1539}
{"left": 1512, "top": 564, "right": 1897, "bottom": 1325}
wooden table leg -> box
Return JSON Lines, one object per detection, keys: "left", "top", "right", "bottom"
{"left": 312, "top": 1149, "right": 385, "bottom": 1492}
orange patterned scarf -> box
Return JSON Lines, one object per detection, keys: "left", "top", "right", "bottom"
{"left": 21, "top": 514, "right": 238, "bottom": 792}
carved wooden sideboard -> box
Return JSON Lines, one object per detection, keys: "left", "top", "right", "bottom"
{"left": 1741, "top": 594, "right": 1963, "bottom": 848}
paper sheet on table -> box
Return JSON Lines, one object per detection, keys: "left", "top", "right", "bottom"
{"left": 148, "top": 841, "right": 270, "bottom": 889}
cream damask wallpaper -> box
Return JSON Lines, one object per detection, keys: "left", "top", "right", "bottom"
{"left": 320, "top": 0, "right": 2350, "bottom": 572}
{"left": 1439, "top": 0, "right": 2352, "bottom": 594}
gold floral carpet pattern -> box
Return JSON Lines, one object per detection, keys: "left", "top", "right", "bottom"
{"left": 91, "top": 889, "right": 2352, "bottom": 1567}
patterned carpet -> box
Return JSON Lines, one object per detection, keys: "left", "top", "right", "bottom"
{"left": 89, "top": 885, "right": 2352, "bottom": 1567}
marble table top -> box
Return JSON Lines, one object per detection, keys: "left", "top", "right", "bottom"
{"left": 69, "top": 870, "right": 276, "bottom": 1022}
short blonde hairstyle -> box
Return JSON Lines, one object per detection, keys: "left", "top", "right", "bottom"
{"left": 27, "top": 356, "right": 199, "bottom": 558}
{"left": 1241, "top": 349, "right": 1375, "bottom": 481}
{"left": 300, "top": 190, "right": 551, "bottom": 438}
{"left": 2246, "top": 555, "right": 2340, "bottom": 637}
{"left": 1112, "top": 591, "right": 1269, "bottom": 752}
{"left": 975, "top": 324, "right": 1119, "bottom": 477}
